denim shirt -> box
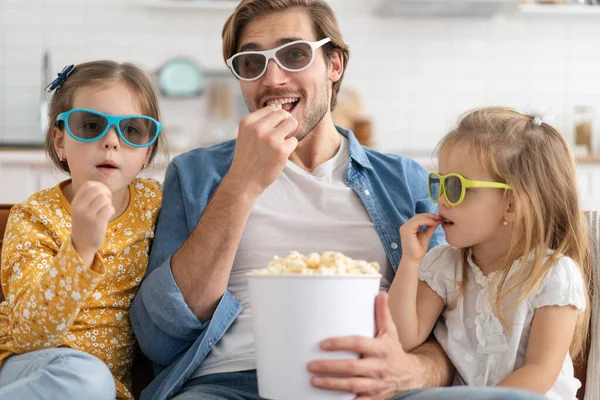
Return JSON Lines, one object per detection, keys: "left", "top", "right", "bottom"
{"left": 130, "top": 127, "right": 445, "bottom": 400}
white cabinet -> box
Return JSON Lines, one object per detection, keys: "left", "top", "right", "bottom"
{"left": 3, "top": 150, "right": 600, "bottom": 212}
{"left": 576, "top": 164, "right": 600, "bottom": 211}
{"left": 0, "top": 164, "right": 41, "bottom": 204}
{"left": 0, "top": 150, "right": 170, "bottom": 204}
{"left": 0, "top": 152, "right": 70, "bottom": 204}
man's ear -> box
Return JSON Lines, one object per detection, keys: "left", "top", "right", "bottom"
{"left": 328, "top": 48, "right": 344, "bottom": 83}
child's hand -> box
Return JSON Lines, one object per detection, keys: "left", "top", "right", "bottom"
{"left": 399, "top": 214, "right": 442, "bottom": 264}
{"left": 71, "top": 181, "right": 114, "bottom": 266}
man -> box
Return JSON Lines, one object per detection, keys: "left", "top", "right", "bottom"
{"left": 131, "top": 1, "right": 543, "bottom": 399}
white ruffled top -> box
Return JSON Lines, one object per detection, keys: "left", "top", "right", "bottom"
{"left": 419, "top": 245, "right": 586, "bottom": 400}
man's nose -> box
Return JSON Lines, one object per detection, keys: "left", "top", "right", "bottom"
{"left": 261, "top": 59, "right": 289, "bottom": 87}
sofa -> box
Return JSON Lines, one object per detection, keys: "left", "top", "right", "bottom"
{"left": 0, "top": 204, "right": 598, "bottom": 399}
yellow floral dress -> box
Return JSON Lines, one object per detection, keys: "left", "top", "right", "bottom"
{"left": 0, "top": 178, "right": 162, "bottom": 400}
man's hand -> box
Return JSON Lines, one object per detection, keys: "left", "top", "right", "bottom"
{"left": 307, "top": 292, "right": 424, "bottom": 400}
{"left": 169, "top": 105, "right": 298, "bottom": 321}
{"left": 226, "top": 105, "right": 299, "bottom": 197}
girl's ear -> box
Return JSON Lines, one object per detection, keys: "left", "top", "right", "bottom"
{"left": 503, "top": 191, "right": 517, "bottom": 223}
{"left": 143, "top": 145, "right": 154, "bottom": 167}
{"left": 52, "top": 126, "right": 66, "bottom": 160}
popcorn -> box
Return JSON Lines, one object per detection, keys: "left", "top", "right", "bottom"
{"left": 252, "top": 251, "right": 381, "bottom": 276}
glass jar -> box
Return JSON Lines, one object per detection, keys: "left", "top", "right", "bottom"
{"left": 574, "top": 105, "right": 594, "bottom": 154}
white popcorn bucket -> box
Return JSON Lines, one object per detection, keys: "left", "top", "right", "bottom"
{"left": 247, "top": 274, "right": 381, "bottom": 400}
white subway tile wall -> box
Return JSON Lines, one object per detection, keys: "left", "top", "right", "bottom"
{"left": 1, "top": 0, "right": 600, "bottom": 153}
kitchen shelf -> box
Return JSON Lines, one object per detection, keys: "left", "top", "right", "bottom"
{"left": 144, "top": 0, "right": 239, "bottom": 11}
{"left": 374, "top": 0, "right": 519, "bottom": 18}
{"left": 518, "top": 4, "right": 600, "bottom": 15}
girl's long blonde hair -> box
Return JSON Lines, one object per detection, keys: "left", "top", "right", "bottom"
{"left": 438, "top": 107, "right": 590, "bottom": 360}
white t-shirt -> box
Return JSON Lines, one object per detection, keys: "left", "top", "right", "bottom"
{"left": 419, "top": 245, "right": 586, "bottom": 400}
{"left": 192, "top": 136, "right": 395, "bottom": 378}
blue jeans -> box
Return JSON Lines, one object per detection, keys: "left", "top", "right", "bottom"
{"left": 0, "top": 347, "right": 116, "bottom": 400}
{"left": 171, "top": 370, "right": 544, "bottom": 400}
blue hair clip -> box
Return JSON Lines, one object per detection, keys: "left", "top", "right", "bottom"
{"left": 45, "top": 64, "right": 75, "bottom": 93}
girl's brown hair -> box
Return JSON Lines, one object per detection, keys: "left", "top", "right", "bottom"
{"left": 221, "top": 0, "right": 350, "bottom": 110}
{"left": 438, "top": 107, "right": 590, "bottom": 360}
{"left": 44, "top": 60, "right": 167, "bottom": 174}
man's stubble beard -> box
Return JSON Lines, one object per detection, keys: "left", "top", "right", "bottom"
{"left": 244, "top": 78, "right": 331, "bottom": 143}
{"left": 294, "top": 80, "right": 330, "bottom": 143}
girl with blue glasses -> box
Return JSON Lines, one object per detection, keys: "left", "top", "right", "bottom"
{"left": 0, "top": 61, "right": 165, "bottom": 400}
